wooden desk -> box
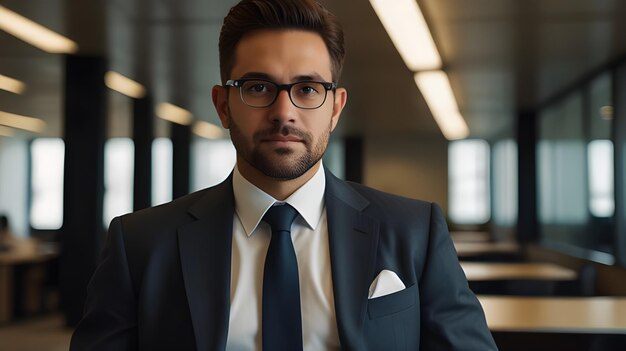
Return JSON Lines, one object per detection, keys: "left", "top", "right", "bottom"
{"left": 478, "top": 295, "right": 626, "bottom": 334}
{"left": 450, "top": 231, "right": 490, "bottom": 243}
{"left": 462, "top": 262, "right": 577, "bottom": 281}
{"left": 454, "top": 241, "right": 521, "bottom": 257}
{"left": 0, "top": 238, "right": 59, "bottom": 323}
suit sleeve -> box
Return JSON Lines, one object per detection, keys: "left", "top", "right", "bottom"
{"left": 419, "top": 203, "right": 498, "bottom": 350}
{"left": 70, "top": 216, "right": 138, "bottom": 351}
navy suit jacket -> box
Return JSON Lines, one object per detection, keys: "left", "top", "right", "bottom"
{"left": 70, "top": 169, "right": 497, "bottom": 350}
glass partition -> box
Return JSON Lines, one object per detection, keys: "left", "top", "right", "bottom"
{"left": 537, "top": 74, "right": 615, "bottom": 262}
{"left": 492, "top": 139, "right": 518, "bottom": 228}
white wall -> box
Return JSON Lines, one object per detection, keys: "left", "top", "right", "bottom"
{"left": 0, "top": 137, "right": 29, "bottom": 237}
{"left": 364, "top": 135, "right": 448, "bottom": 213}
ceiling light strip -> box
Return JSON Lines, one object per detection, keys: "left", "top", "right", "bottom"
{"left": 0, "top": 110, "right": 46, "bottom": 133}
{"left": 0, "top": 125, "right": 15, "bottom": 137}
{"left": 0, "top": 5, "right": 78, "bottom": 54}
{"left": 156, "top": 103, "right": 193, "bottom": 125}
{"left": 192, "top": 121, "right": 224, "bottom": 139}
{"left": 105, "top": 71, "right": 146, "bottom": 99}
{"left": 369, "top": 0, "right": 441, "bottom": 71}
{"left": 0, "top": 74, "right": 27, "bottom": 94}
{"left": 414, "top": 71, "right": 469, "bottom": 140}
{"left": 370, "top": 0, "right": 470, "bottom": 139}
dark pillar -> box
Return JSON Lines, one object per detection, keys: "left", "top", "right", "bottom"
{"left": 133, "top": 95, "right": 154, "bottom": 210}
{"left": 344, "top": 136, "right": 364, "bottom": 183}
{"left": 613, "top": 64, "right": 626, "bottom": 266}
{"left": 172, "top": 123, "right": 191, "bottom": 199}
{"left": 60, "top": 55, "right": 107, "bottom": 326}
{"left": 516, "top": 110, "right": 538, "bottom": 244}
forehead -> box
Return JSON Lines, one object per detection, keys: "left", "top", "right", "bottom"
{"left": 231, "top": 29, "right": 333, "bottom": 82}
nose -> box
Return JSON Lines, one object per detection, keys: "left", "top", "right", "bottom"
{"left": 269, "top": 90, "right": 297, "bottom": 124}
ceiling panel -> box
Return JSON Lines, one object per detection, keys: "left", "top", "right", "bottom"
{"left": 2, "top": 0, "right": 626, "bottom": 141}
{"left": 421, "top": 0, "right": 626, "bottom": 138}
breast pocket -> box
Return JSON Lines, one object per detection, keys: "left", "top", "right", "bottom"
{"left": 367, "top": 283, "right": 417, "bottom": 319}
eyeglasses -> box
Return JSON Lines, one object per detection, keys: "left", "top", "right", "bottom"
{"left": 225, "top": 78, "right": 337, "bottom": 109}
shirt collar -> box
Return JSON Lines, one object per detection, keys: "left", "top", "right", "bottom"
{"left": 232, "top": 162, "right": 326, "bottom": 236}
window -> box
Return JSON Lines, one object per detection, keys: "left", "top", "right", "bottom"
{"left": 492, "top": 139, "right": 518, "bottom": 226}
{"left": 30, "top": 138, "right": 65, "bottom": 230}
{"left": 103, "top": 138, "right": 134, "bottom": 227}
{"left": 448, "top": 139, "right": 490, "bottom": 224}
{"left": 588, "top": 140, "right": 614, "bottom": 217}
{"left": 191, "top": 139, "right": 236, "bottom": 192}
{"left": 152, "top": 138, "right": 173, "bottom": 206}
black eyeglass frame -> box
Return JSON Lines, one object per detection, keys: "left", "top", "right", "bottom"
{"left": 225, "top": 78, "right": 337, "bottom": 109}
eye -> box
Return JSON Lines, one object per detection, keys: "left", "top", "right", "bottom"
{"left": 247, "top": 83, "right": 268, "bottom": 94}
{"left": 301, "top": 86, "right": 317, "bottom": 94}
{"left": 297, "top": 83, "right": 320, "bottom": 95}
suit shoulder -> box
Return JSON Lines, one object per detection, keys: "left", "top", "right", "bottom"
{"left": 115, "top": 178, "right": 232, "bottom": 241}
{"left": 119, "top": 188, "right": 206, "bottom": 227}
{"left": 345, "top": 181, "right": 434, "bottom": 212}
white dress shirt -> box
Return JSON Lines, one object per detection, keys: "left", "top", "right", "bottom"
{"left": 225, "top": 163, "right": 340, "bottom": 351}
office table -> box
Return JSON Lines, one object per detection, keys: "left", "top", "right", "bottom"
{"left": 461, "top": 262, "right": 577, "bottom": 281}
{"left": 478, "top": 295, "right": 626, "bottom": 334}
{"left": 454, "top": 241, "right": 521, "bottom": 257}
{"left": 0, "top": 238, "right": 59, "bottom": 323}
{"left": 450, "top": 231, "right": 490, "bottom": 243}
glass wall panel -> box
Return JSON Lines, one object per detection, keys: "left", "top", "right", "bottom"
{"left": 537, "top": 73, "right": 616, "bottom": 260}
{"left": 492, "top": 139, "right": 518, "bottom": 227}
{"left": 538, "top": 92, "right": 589, "bottom": 247}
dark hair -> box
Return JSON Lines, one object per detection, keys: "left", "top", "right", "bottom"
{"left": 218, "top": 0, "right": 345, "bottom": 84}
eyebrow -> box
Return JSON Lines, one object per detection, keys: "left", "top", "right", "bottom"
{"left": 239, "top": 72, "right": 272, "bottom": 80}
{"left": 238, "top": 72, "right": 330, "bottom": 82}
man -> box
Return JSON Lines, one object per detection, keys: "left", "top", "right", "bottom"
{"left": 70, "top": 0, "right": 497, "bottom": 350}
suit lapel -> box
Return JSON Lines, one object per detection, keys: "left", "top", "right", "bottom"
{"left": 178, "top": 176, "right": 234, "bottom": 351}
{"left": 176, "top": 171, "right": 378, "bottom": 350}
{"left": 325, "top": 170, "right": 379, "bottom": 350}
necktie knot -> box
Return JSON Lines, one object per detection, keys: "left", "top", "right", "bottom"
{"left": 263, "top": 203, "right": 298, "bottom": 233}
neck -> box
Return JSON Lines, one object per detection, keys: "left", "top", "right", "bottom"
{"left": 236, "top": 157, "right": 321, "bottom": 201}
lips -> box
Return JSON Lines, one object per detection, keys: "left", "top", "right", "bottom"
{"left": 262, "top": 134, "right": 303, "bottom": 143}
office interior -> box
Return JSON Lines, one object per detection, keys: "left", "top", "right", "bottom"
{"left": 1, "top": 0, "right": 626, "bottom": 350}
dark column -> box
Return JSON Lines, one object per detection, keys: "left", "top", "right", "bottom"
{"left": 344, "top": 136, "right": 364, "bottom": 183}
{"left": 60, "top": 55, "right": 107, "bottom": 326}
{"left": 613, "top": 65, "right": 626, "bottom": 266}
{"left": 133, "top": 95, "right": 154, "bottom": 210}
{"left": 516, "top": 110, "right": 538, "bottom": 244}
{"left": 172, "top": 123, "right": 191, "bottom": 199}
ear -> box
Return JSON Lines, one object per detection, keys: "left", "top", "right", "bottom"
{"left": 330, "top": 87, "right": 347, "bottom": 132}
{"left": 212, "top": 85, "right": 231, "bottom": 129}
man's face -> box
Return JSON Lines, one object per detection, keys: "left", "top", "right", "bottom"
{"left": 213, "top": 30, "right": 347, "bottom": 180}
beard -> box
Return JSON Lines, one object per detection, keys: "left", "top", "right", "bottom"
{"left": 227, "top": 112, "right": 332, "bottom": 180}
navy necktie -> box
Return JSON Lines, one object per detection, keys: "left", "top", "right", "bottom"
{"left": 262, "top": 203, "right": 303, "bottom": 350}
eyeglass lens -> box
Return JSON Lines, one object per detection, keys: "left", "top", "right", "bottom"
{"left": 239, "top": 80, "right": 328, "bottom": 109}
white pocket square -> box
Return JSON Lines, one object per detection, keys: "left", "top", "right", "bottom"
{"left": 368, "top": 269, "right": 406, "bottom": 299}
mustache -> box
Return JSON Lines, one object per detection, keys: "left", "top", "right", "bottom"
{"left": 253, "top": 124, "right": 312, "bottom": 145}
